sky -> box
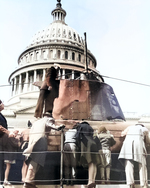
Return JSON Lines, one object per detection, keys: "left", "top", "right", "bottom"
{"left": 0, "top": 0, "right": 150, "bottom": 116}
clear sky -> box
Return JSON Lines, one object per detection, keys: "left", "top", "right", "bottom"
{"left": 0, "top": 0, "right": 150, "bottom": 115}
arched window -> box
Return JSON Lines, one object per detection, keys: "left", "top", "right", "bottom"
{"left": 65, "top": 51, "right": 68, "bottom": 59}
{"left": 57, "top": 50, "right": 61, "bottom": 59}
{"left": 43, "top": 50, "right": 47, "bottom": 60}
{"left": 74, "top": 33, "right": 76, "bottom": 41}
{"left": 72, "top": 52, "right": 75, "bottom": 60}
{"left": 36, "top": 51, "right": 40, "bottom": 60}
{"left": 30, "top": 53, "right": 33, "bottom": 61}
{"left": 78, "top": 54, "right": 81, "bottom": 62}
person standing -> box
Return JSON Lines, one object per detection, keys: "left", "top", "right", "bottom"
{"left": 118, "top": 124, "right": 149, "bottom": 188}
{"left": 75, "top": 121, "right": 100, "bottom": 188}
{"left": 63, "top": 124, "right": 78, "bottom": 186}
{"left": 0, "top": 100, "right": 22, "bottom": 185}
{"left": 97, "top": 126, "right": 116, "bottom": 184}
{"left": 3, "top": 130, "right": 20, "bottom": 185}
{"left": 34, "top": 66, "right": 60, "bottom": 118}
{"left": 0, "top": 100, "right": 8, "bottom": 185}
{"left": 0, "top": 100, "right": 7, "bottom": 130}
{"left": 23, "top": 112, "right": 65, "bottom": 188}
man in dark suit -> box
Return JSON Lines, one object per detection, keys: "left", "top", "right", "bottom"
{"left": 34, "top": 66, "right": 60, "bottom": 118}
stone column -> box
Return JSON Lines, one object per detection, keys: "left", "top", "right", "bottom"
{"left": 14, "top": 77, "right": 17, "bottom": 95}
{"left": 33, "top": 50, "right": 36, "bottom": 61}
{"left": 24, "top": 72, "right": 29, "bottom": 92}
{"left": 72, "top": 70, "right": 74, "bottom": 79}
{"left": 39, "top": 49, "right": 42, "bottom": 60}
{"left": 61, "top": 49, "right": 65, "bottom": 59}
{"left": 47, "top": 48, "right": 50, "bottom": 59}
{"left": 69, "top": 50, "right": 72, "bottom": 60}
{"left": 42, "top": 69, "right": 46, "bottom": 81}
{"left": 29, "top": 75, "right": 33, "bottom": 91}
{"left": 18, "top": 74, "right": 22, "bottom": 94}
{"left": 62, "top": 69, "right": 65, "bottom": 79}
{"left": 34, "top": 70, "right": 37, "bottom": 82}
{"left": 53, "top": 49, "right": 57, "bottom": 59}
{"left": 11, "top": 79, "right": 14, "bottom": 97}
{"left": 56, "top": 12, "right": 58, "bottom": 20}
{"left": 58, "top": 69, "right": 61, "bottom": 80}
{"left": 34, "top": 70, "right": 37, "bottom": 91}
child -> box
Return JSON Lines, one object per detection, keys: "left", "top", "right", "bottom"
{"left": 64, "top": 128, "right": 77, "bottom": 185}
{"left": 97, "top": 126, "right": 116, "bottom": 184}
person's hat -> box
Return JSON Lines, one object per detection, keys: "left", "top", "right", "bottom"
{"left": 98, "top": 126, "right": 107, "bottom": 133}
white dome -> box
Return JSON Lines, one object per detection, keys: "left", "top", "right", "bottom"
{"left": 27, "top": 1, "right": 84, "bottom": 49}
{"left": 29, "top": 22, "right": 84, "bottom": 48}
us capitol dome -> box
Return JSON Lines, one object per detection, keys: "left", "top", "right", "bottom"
{"left": 4, "top": 0, "right": 103, "bottom": 127}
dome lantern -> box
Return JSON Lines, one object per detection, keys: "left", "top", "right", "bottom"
{"left": 51, "top": 0, "right": 66, "bottom": 23}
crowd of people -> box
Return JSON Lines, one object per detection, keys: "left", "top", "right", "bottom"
{"left": 1, "top": 99, "right": 149, "bottom": 188}
{"left": 0, "top": 66, "right": 149, "bottom": 188}
{"left": 0, "top": 98, "right": 116, "bottom": 188}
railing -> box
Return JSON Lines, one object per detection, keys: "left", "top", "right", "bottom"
{"left": 0, "top": 127, "right": 150, "bottom": 187}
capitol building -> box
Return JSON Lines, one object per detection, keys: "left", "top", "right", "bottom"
{"left": 1, "top": 1, "right": 150, "bottom": 187}
{"left": 3, "top": 0, "right": 150, "bottom": 129}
